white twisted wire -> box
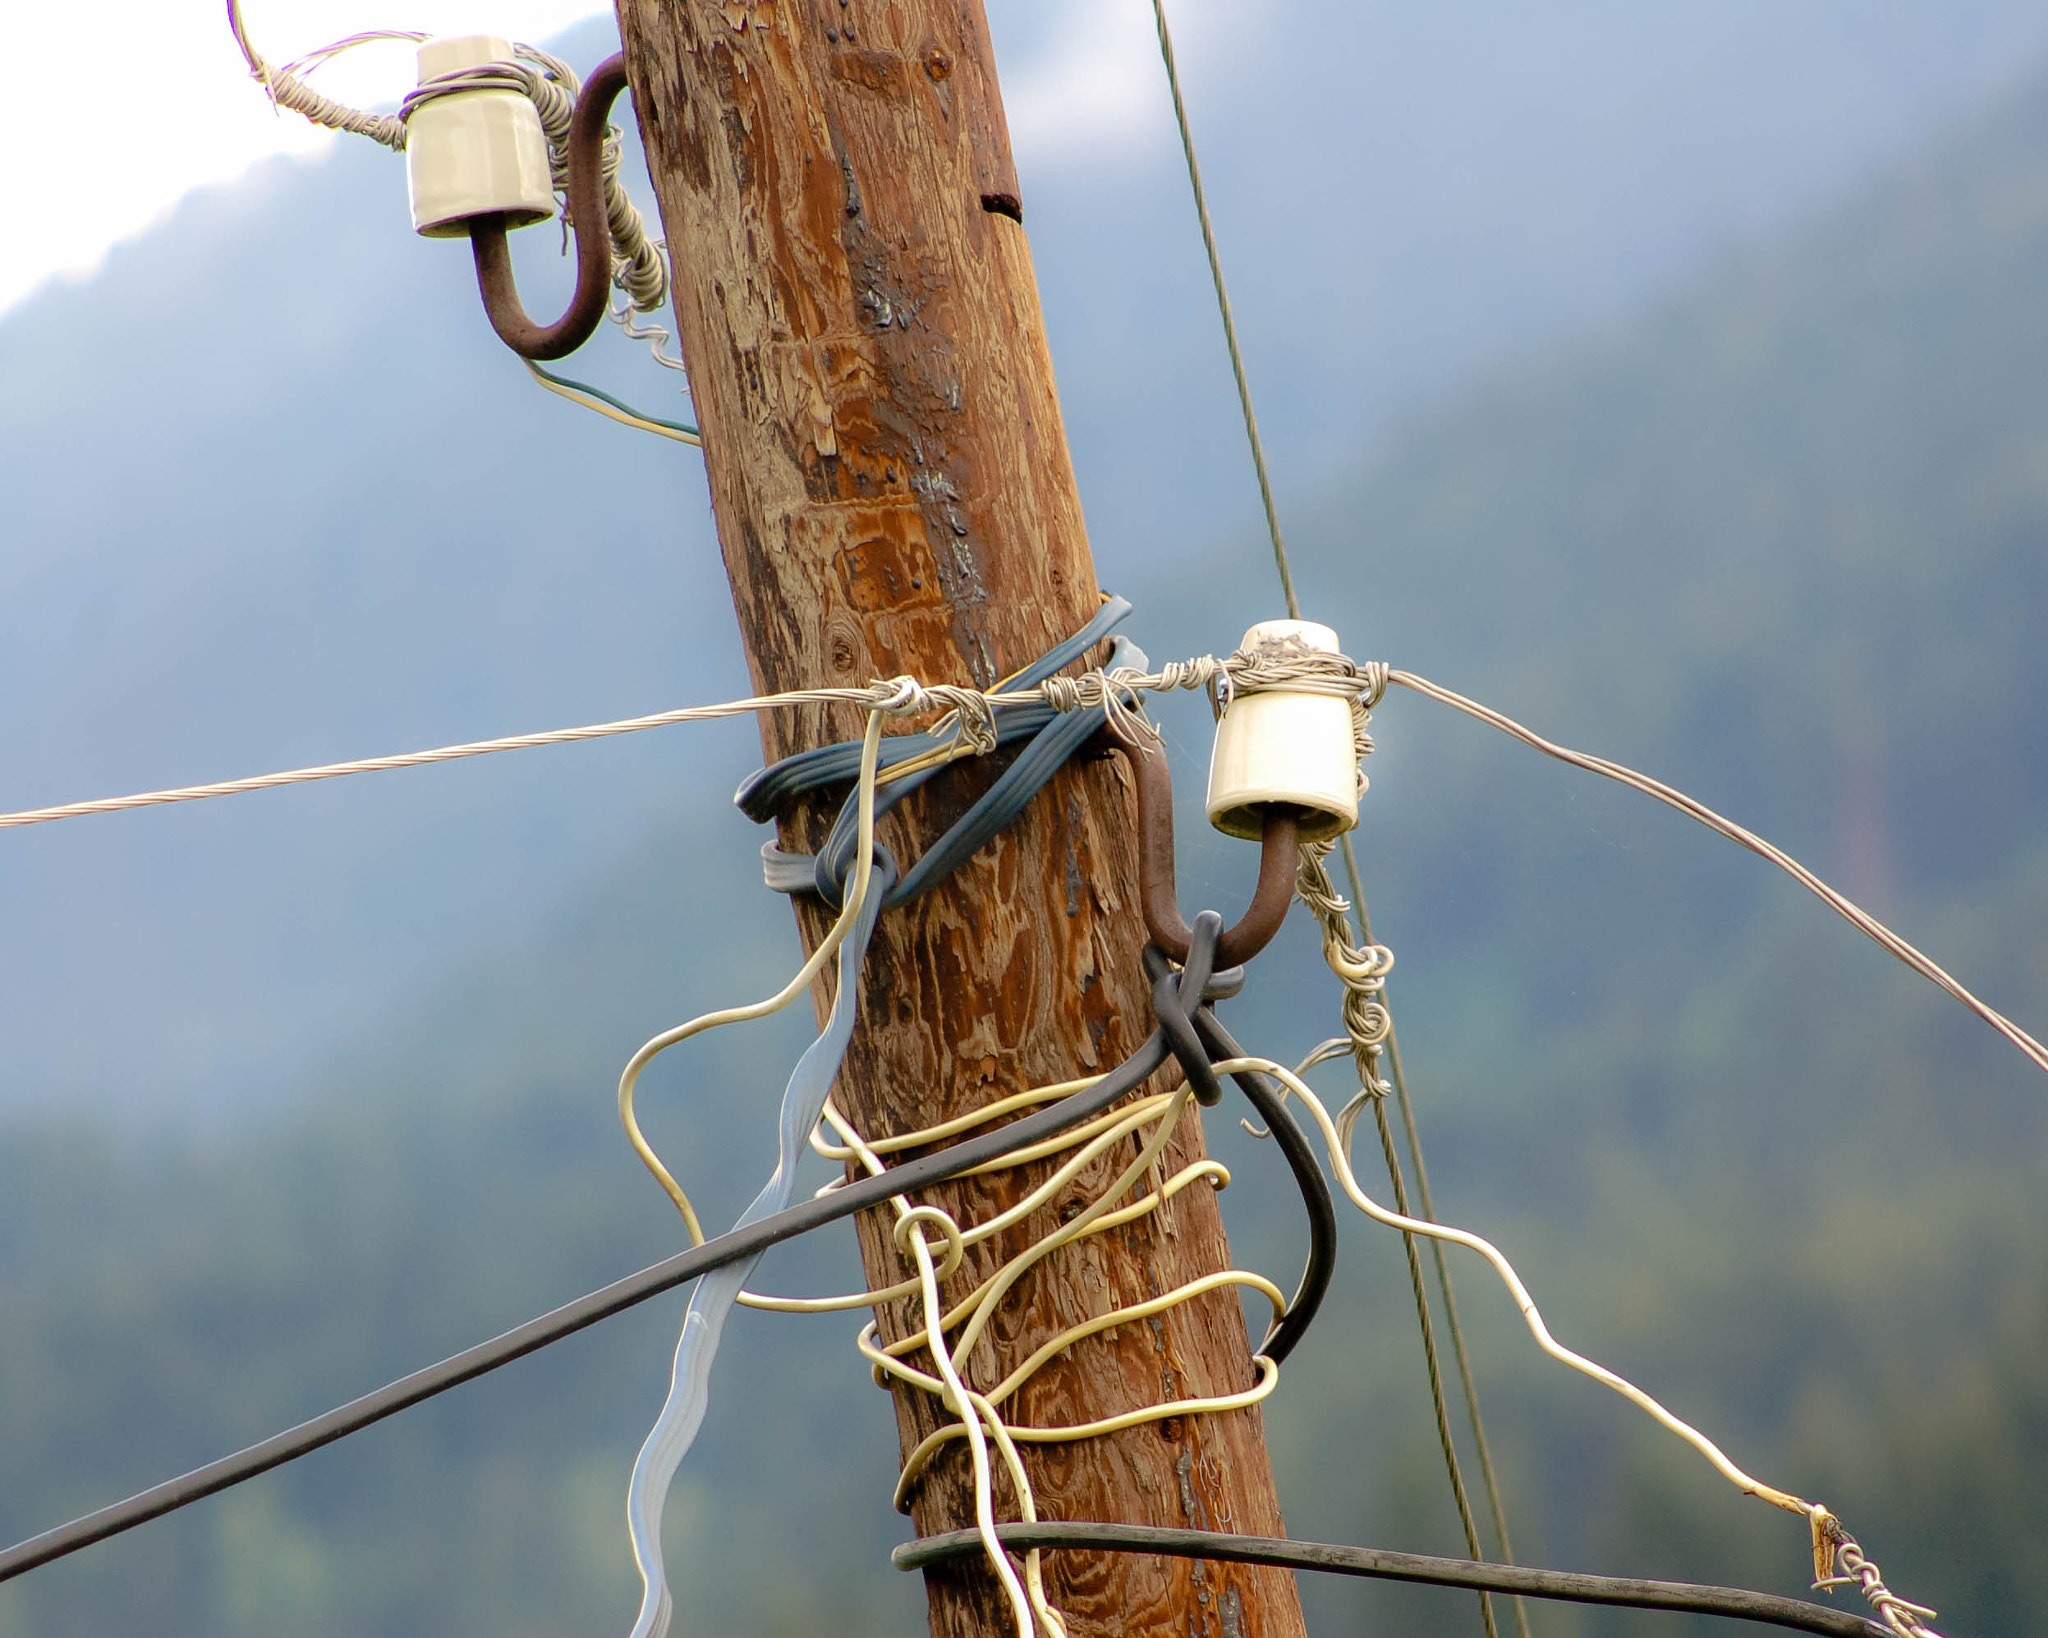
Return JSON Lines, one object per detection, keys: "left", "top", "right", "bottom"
{"left": 1293, "top": 844, "right": 1397, "bottom": 1149}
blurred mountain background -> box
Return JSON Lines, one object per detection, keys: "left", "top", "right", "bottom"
{"left": 3, "top": 3, "right": 2047, "bottom": 1635}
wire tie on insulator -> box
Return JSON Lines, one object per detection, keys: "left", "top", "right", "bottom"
{"left": 893, "top": 1205, "right": 965, "bottom": 1282}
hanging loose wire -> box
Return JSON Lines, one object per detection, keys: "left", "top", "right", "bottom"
{"left": 525, "top": 362, "right": 702, "bottom": 445}
{"left": 616, "top": 711, "right": 888, "bottom": 1245}
{"left": 1145, "top": 4, "right": 1524, "bottom": 1628}
{"left": 1212, "top": 1051, "right": 1942, "bottom": 1638}
{"left": 630, "top": 972, "right": 1292, "bottom": 1636}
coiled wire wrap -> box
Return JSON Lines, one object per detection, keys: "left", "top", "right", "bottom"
{"left": 223, "top": 3, "right": 668, "bottom": 315}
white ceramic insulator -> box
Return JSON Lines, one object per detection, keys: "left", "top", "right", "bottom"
{"left": 1206, "top": 619, "right": 1362, "bottom": 843}
{"left": 406, "top": 35, "right": 556, "bottom": 239}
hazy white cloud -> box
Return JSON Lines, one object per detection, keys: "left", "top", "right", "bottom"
{"left": 0, "top": 0, "right": 613, "bottom": 317}
{"left": 1003, "top": 3, "right": 1171, "bottom": 160}
{"left": 1001, "top": 0, "right": 1251, "bottom": 167}
{"left": 0, "top": 0, "right": 1250, "bottom": 320}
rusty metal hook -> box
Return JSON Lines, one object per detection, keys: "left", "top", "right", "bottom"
{"left": 1105, "top": 723, "right": 1299, "bottom": 970}
{"left": 467, "top": 53, "right": 631, "bottom": 361}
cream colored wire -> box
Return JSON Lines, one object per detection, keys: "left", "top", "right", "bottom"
{"left": 853, "top": 1090, "right": 1272, "bottom": 1638}
{"left": 651, "top": 1060, "right": 1281, "bottom": 1636}
{"left": 1212, "top": 1050, "right": 1809, "bottom": 1510}
{"left": 861, "top": 1095, "right": 1202, "bottom": 1365}
{"left": 741, "top": 1088, "right": 1231, "bottom": 1314}
{"left": 898, "top": 1212, "right": 1044, "bottom": 1638}
{"left": 616, "top": 710, "right": 885, "bottom": 1244}
{"left": 1226, "top": 1056, "right": 1863, "bottom": 1569}
{"left": 809, "top": 1074, "right": 1101, "bottom": 1159}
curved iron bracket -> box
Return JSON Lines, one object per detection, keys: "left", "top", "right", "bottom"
{"left": 467, "top": 53, "right": 631, "bottom": 361}
{"left": 1105, "top": 722, "right": 1299, "bottom": 970}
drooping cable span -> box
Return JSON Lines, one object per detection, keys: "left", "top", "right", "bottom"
{"left": 10, "top": 653, "right": 2042, "bottom": 1105}
{"left": 0, "top": 970, "right": 1208, "bottom": 1584}
{"left": 1387, "top": 667, "right": 2048, "bottom": 1082}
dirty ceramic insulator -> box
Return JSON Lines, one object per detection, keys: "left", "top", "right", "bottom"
{"left": 1205, "top": 619, "right": 1361, "bottom": 844}
{"left": 406, "top": 35, "right": 556, "bottom": 238}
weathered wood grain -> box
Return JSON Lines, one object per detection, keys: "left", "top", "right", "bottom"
{"left": 611, "top": 5, "right": 1308, "bottom": 1635}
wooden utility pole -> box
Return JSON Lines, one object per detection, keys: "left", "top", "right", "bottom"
{"left": 610, "top": 6, "right": 1307, "bottom": 1637}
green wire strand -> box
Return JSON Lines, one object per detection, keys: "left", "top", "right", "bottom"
{"left": 526, "top": 361, "right": 702, "bottom": 444}
{"left": 1147, "top": 0, "right": 1296, "bottom": 620}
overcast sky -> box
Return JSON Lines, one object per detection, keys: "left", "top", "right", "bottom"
{"left": 0, "top": 0, "right": 1196, "bottom": 320}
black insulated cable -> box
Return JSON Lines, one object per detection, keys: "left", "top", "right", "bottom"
{"left": 0, "top": 920, "right": 1228, "bottom": 1587}
{"left": 733, "top": 595, "right": 1133, "bottom": 822}
{"left": 891, "top": 1523, "right": 1886, "bottom": 1638}
{"left": 1176, "top": 994, "right": 1337, "bottom": 1367}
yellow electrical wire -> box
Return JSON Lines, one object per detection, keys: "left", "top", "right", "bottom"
{"left": 616, "top": 710, "right": 885, "bottom": 1243}
{"left": 1212, "top": 1052, "right": 1813, "bottom": 1518}
{"left": 631, "top": 985, "right": 1289, "bottom": 1637}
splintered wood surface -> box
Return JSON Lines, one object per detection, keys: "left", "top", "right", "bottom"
{"left": 613, "top": 4, "right": 1307, "bottom": 1635}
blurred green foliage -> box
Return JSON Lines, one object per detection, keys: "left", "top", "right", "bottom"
{"left": 8, "top": 47, "right": 2048, "bottom": 1638}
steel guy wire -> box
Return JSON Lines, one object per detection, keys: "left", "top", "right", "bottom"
{"left": 1148, "top": 0, "right": 1295, "bottom": 619}
{"left": 1145, "top": 4, "right": 1522, "bottom": 1622}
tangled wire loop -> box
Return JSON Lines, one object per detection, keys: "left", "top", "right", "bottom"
{"left": 873, "top": 677, "right": 1003, "bottom": 756}
{"left": 1813, "top": 1513, "right": 1943, "bottom": 1638}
